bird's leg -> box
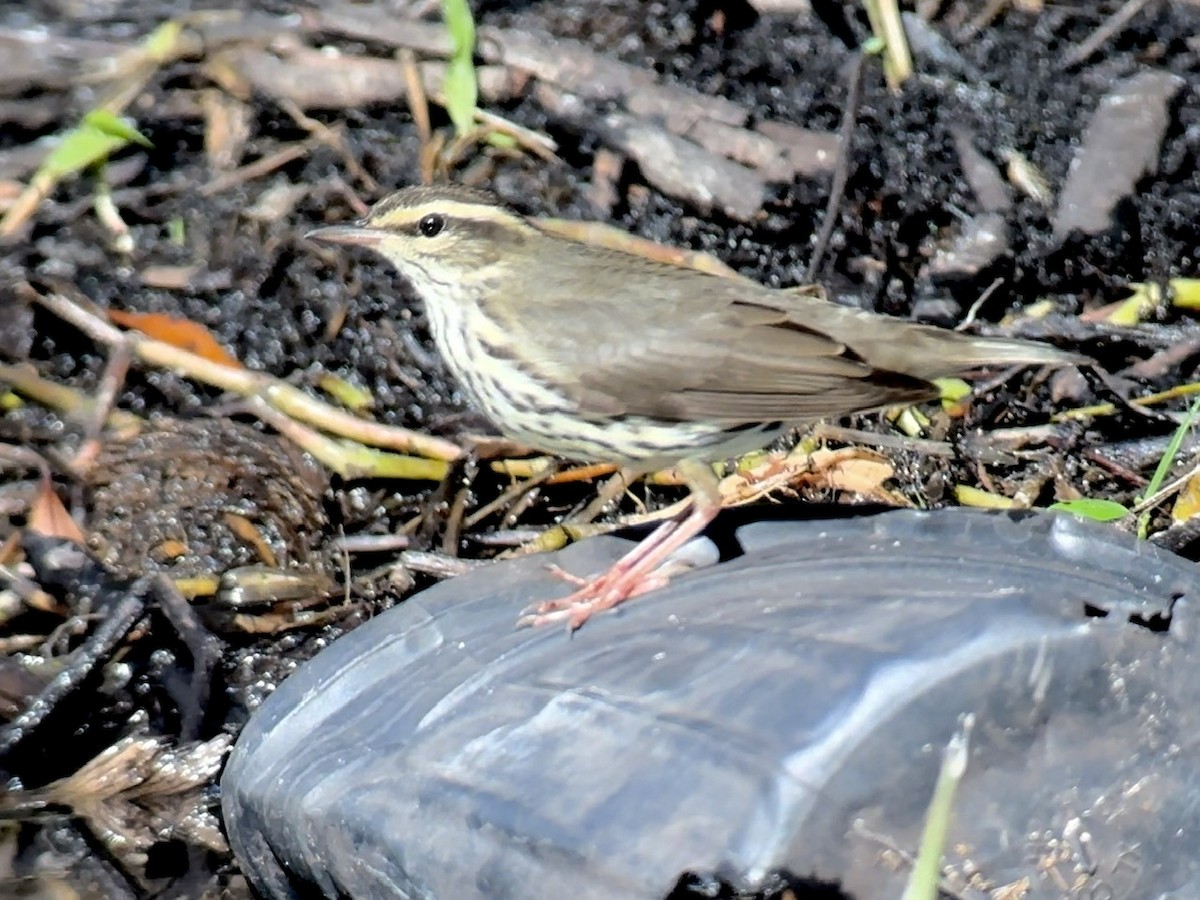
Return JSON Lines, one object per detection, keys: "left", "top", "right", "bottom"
{"left": 544, "top": 466, "right": 649, "bottom": 586}
{"left": 518, "top": 460, "right": 722, "bottom": 631}
{"left": 542, "top": 514, "right": 681, "bottom": 588}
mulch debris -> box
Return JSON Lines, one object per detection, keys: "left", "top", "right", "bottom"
{"left": 1, "top": 0, "right": 1199, "bottom": 896}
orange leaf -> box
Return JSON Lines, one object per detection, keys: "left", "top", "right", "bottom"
{"left": 28, "top": 477, "right": 86, "bottom": 544}
{"left": 107, "top": 309, "right": 241, "bottom": 368}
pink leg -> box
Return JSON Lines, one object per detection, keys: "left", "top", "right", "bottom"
{"left": 517, "top": 462, "right": 721, "bottom": 631}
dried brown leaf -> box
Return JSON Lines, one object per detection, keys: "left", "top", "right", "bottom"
{"left": 107, "top": 309, "right": 241, "bottom": 368}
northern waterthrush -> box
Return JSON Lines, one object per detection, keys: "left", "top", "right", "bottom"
{"left": 308, "top": 184, "right": 1084, "bottom": 630}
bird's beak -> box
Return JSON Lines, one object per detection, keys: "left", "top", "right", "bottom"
{"left": 305, "top": 224, "right": 386, "bottom": 246}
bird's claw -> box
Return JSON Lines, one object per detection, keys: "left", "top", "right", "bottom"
{"left": 515, "top": 602, "right": 598, "bottom": 632}
{"left": 544, "top": 563, "right": 589, "bottom": 588}
{"left": 517, "top": 577, "right": 617, "bottom": 631}
{"left": 517, "top": 568, "right": 671, "bottom": 631}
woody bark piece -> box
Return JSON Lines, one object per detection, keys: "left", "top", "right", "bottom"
{"left": 0, "top": 28, "right": 127, "bottom": 95}
{"left": 304, "top": 4, "right": 746, "bottom": 129}
{"left": 682, "top": 118, "right": 795, "bottom": 181}
{"left": 479, "top": 27, "right": 748, "bottom": 128}
{"left": 753, "top": 121, "right": 841, "bottom": 177}
{"left": 1052, "top": 70, "right": 1184, "bottom": 242}
{"left": 925, "top": 212, "right": 1011, "bottom": 280}
{"left": 303, "top": 4, "right": 453, "bottom": 57}
{"left": 534, "top": 83, "right": 767, "bottom": 221}
{"left": 597, "top": 111, "right": 768, "bottom": 221}
{"left": 216, "top": 45, "right": 410, "bottom": 110}
{"left": 950, "top": 126, "right": 1012, "bottom": 213}
{"left": 418, "top": 61, "right": 529, "bottom": 105}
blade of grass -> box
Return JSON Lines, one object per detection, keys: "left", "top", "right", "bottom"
{"left": 1136, "top": 395, "right": 1200, "bottom": 539}
{"left": 862, "top": 0, "right": 913, "bottom": 91}
{"left": 903, "top": 715, "right": 972, "bottom": 900}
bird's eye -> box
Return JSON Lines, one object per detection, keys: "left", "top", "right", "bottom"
{"left": 418, "top": 214, "right": 445, "bottom": 238}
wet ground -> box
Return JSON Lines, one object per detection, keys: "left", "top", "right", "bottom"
{"left": 1, "top": 0, "right": 1199, "bottom": 897}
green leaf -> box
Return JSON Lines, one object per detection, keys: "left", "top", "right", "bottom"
{"left": 38, "top": 125, "right": 129, "bottom": 182}
{"left": 142, "top": 19, "right": 184, "bottom": 63}
{"left": 443, "top": 0, "right": 475, "bottom": 50}
{"left": 954, "top": 484, "right": 1015, "bottom": 510}
{"left": 36, "top": 112, "right": 152, "bottom": 185}
{"left": 441, "top": 0, "right": 478, "bottom": 136}
{"left": 862, "top": 35, "right": 886, "bottom": 55}
{"left": 934, "top": 377, "right": 971, "bottom": 403}
{"left": 83, "top": 110, "right": 153, "bottom": 148}
{"left": 485, "top": 131, "right": 519, "bottom": 149}
{"left": 1105, "top": 283, "right": 1158, "bottom": 326}
{"left": 316, "top": 372, "right": 375, "bottom": 412}
{"left": 443, "top": 57, "right": 478, "bottom": 136}
{"left": 1048, "top": 499, "right": 1129, "bottom": 523}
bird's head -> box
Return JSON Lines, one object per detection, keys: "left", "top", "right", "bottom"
{"left": 307, "top": 184, "right": 535, "bottom": 294}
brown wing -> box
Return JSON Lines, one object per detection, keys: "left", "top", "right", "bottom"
{"left": 501, "top": 244, "right": 937, "bottom": 425}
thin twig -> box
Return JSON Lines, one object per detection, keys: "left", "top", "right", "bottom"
{"left": 33, "top": 289, "right": 464, "bottom": 462}
{"left": 441, "top": 459, "right": 477, "bottom": 556}
{"left": 199, "top": 137, "right": 319, "bottom": 197}
{"left": 399, "top": 48, "right": 436, "bottom": 184}
{"left": 278, "top": 97, "right": 377, "bottom": 191}
{"left": 810, "top": 423, "right": 955, "bottom": 457}
{"left": 955, "top": 278, "right": 1005, "bottom": 332}
{"left": 69, "top": 342, "right": 131, "bottom": 475}
{"left": 567, "top": 467, "right": 646, "bottom": 525}
{"left": 464, "top": 463, "right": 557, "bottom": 528}
{"left": 1129, "top": 456, "right": 1200, "bottom": 516}
{"left": 807, "top": 53, "right": 863, "bottom": 282}
{"left": 1063, "top": 0, "right": 1159, "bottom": 69}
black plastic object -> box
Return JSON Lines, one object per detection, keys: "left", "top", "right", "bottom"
{"left": 222, "top": 509, "right": 1200, "bottom": 899}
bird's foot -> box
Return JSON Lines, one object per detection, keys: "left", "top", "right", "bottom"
{"left": 518, "top": 459, "right": 723, "bottom": 632}
{"left": 517, "top": 562, "right": 671, "bottom": 631}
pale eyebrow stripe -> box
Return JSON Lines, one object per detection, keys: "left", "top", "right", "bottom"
{"left": 371, "top": 201, "right": 518, "bottom": 228}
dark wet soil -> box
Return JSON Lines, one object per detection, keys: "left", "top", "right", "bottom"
{"left": 1, "top": 0, "right": 1199, "bottom": 897}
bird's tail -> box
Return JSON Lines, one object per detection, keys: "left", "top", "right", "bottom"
{"left": 916, "top": 332, "right": 1089, "bottom": 379}
{"left": 791, "top": 296, "right": 1088, "bottom": 379}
